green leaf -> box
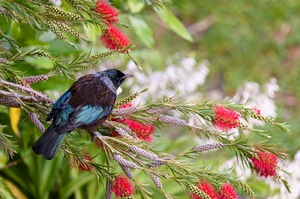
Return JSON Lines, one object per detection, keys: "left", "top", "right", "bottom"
{"left": 39, "top": 31, "right": 56, "bottom": 42}
{"left": 127, "top": 0, "right": 145, "bottom": 13}
{"left": 25, "top": 57, "right": 54, "bottom": 69}
{"left": 128, "top": 16, "right": 154, "bottom": 48}
{"left": 83, "top": 24, "right": 102, "bottom": 44}
{"left": 60, "top": 172, "right": 94, "bottom": 199}
{"left": 154, "top": 7, "right": 193, "bottom": 42}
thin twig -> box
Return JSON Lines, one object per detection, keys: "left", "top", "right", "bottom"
{"left": 0, "top": 79, "right": 54, "bottom": 104}
{"left": 0, "top": 90, "right": 37, "bottom": 102}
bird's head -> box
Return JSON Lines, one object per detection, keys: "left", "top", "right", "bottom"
{"left": 105, "top": 69, "right": 133, "bottom": 88}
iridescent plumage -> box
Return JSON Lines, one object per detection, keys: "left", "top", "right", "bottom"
{"left": 32, "top": 69, "right": 132, "bottom": 160}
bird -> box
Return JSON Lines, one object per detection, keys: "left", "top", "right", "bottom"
{"left": 32, "top": 69, "right": 132, "bottom": 160}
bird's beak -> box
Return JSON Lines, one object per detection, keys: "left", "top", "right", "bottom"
{"left": 122, "top": 74, "right": 134, "bottom": 79}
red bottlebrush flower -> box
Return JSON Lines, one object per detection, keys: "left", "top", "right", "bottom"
{"left": 189, "top": 180, "right": 218, "bottom": 199}
{"left": 252, "top": 106, "right": 261, "bottom": 115}
{"left": 100, "top": 25, "right": 130, "bottom": 51}
{"left": 95, "top": 138, "right": 104, "bottom": 148}
{"left": 95, "top": 0, "right": 119, "bottom": 24}
{"left": 120, "top": 102, "right": 133, "bottom": 108}
{"left": 218, "top": 183, "right": 238, "bottom": 199}
{"left": 113, "top": 102, "right": 155, "bottom": 142}
{"left": 251, "top": 150, "right": 278, "bottom": 177}
{"left": 213, "top": 105, "right": 240, "bottom": 131}
{"left": 122, "top": 118, "right": 155, "bottom": 142}
{"left": 21, "top": 80, "right": 30, "bottom": 88}
{"left": 112, "top": 175, "right": 135, "bottom": 198}
{"left": 71, "top": 151, "right": 93, "bottom": 171}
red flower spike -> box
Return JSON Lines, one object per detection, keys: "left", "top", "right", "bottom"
{"left": 218, "top": 183, "right": 238, "bottom": 199}
{"left": 251, "top": 150, "right": 278, "bottom": 177}
{"left": 252, "top": 106, "right": 261, "bottom": 115}
{"left": 101, "top": 25, "right": 130, "bottom": 51}
{"left": 112, "top": 175, "right": 135, "bottom": 198}
{"left": 95, "top": 138, "right": 104, "bottom": 148}
{"left": 213, "top": 105, "right": 240, "bottom": 131}
{"left": 189, "top": 180, "right": 218, "bottom": 199}
{"left": 120, "top": 102, "right": 133, "bottom": 108}
{"left": 122, "top": 118, "right": 155, "bottom": 142}
{"left": 95, "top": 0, "right": 119, "bottom": 24}
{"left": 113, "top": 102, "right": 155, "bottom": 142}
{"left": 21, "top": 80, "right": 30, "bottom": 88}
{"left": 71, "top": 151, "right": 93, "bottom": 171}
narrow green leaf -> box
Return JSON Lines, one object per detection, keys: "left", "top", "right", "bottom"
{"left": 25, "top": 57, "right": 54, "bottom": 69}
{"left": 154, "top": 7, "right": 193, "bottom": 42}
{"left": 83, "top": 24, "right": 102, "bottom": 44}
{"left": 129, "top": 16, "right": 154, "bottom": 48}
{"left": 128, "top": 0, "right": 145, "bottom": 13}
{"left": 60, "top": 172, "right": 94, "bottom": 199}
{"left": 41, "top": 155, "right": 64, "bottom": 198}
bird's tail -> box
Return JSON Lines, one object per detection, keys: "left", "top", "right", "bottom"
{"left": 32, "top": 124, "right": 67, "bottom": 160}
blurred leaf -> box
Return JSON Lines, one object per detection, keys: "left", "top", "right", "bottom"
{"left": 9, "top": 108, "right": 21, "bottom": 136}
{"left": 25, "top": 57, "right": 54, "bottom": 69}
{"left": 128, "top": 0, "right": 145, "bottom": 13}
{"left": 83, "top": 24, "right": 102, "bottom": 44}
{"left": 60, "top": 172, "right": 94, "bottom": 199}
{"left": 129, "top": 16, "right": 154, "bottom": 48}
{"left": 5, "top": 180, "right": 28, "bottom": 199}
{"left": 248, "top": 179, "right": 280, "bottom": 197}
{"left": 0, "top": 155, "right": 8, "bottom": 168}
{"left": 0, "top": 182, "right": 14, "bottom": 199}
{"left": 10, "top": 21, "right": 23, "bottom": 40}
{"left": 40, "top": 155, "right": 64, "bottom": 197}
{"left": 38, "top": 31, "right": 56, "bottom": 43}
{"left": 29, "top": 155, "right": 65, "bottom": 199}
{"left": 154, "top": 7, "right": 193, "bottom": 42}
{"left": 0, "top": 125, "right": 15, "bottom": 159}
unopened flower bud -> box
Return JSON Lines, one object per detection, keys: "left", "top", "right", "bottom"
{"left": 130, "top": 145, "right": 159, "bottom": 161}
{"left": 113, "top": 154, "right": 137, "bottom": 169}
{"left": 158, "top": 115, "right": 188, "bottom": 126}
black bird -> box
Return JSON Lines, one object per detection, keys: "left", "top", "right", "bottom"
{"left": 32, "top": 69, "right": 132, "bottom": 160}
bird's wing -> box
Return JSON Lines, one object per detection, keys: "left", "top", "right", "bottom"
{"left": 70, "top": 105, "right": 112, "bottom": 128}
{"left": 47, "top": 91, "right": 72, "bottom": 121}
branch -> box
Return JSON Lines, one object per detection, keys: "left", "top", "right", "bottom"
{"left": 0, "top": 79, "right": 54, "bottom": 104}
{"left": 0, "top": 90, "right": 37, "bottom": 103}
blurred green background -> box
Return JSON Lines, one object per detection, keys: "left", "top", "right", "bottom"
{"left": 1, "top": 0, "right": 300, "bottom": 198}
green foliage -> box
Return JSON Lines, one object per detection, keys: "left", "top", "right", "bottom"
{"left": 129, "top": 16, "right": 154, "bottom": 48}
{"left": 154, "top": 7, "right": 193, "bottom": 42}
{"left": 0, "top": 125, "right": 15, "bottom": 158}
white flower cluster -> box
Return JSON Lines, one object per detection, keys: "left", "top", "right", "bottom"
{"left": 220, "top": 78, "right": 279, "bottom": 139}
{"left": 266, "top": 151, "right": 300, "bottom": 199}
{"left": 235, "top": 77, "right": 279, "bottom": 119}
{"left": 124, "top": 57, "right": 210, "bottom": 103}
{"left": 49, "top": 0, "right": 62, "bottom": 6}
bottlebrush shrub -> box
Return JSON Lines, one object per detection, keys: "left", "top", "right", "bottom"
{"left": 0, "top": 76, "right": 290, "bottom": 198}
{"left": 85, "top": 91, "right": 289, "bottom": 198}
